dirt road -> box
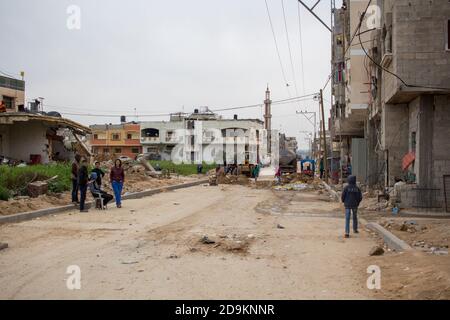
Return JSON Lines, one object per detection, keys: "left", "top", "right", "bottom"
{"left": 0, "top": 184, "right": 377, "bottom": 299}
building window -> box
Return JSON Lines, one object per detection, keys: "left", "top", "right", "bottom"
{"left": 114, "top": 148, "right": 122, "bottom": 154}
{"left": 141, "top": 128, "right": 159, "bottom": 138}
{"left": 112, "top": 133, "right": 120, "bottom": 140}
{"left": 131, "top": 147, "right": 140, "bottom": 154}
{"left": 103, "top": 148, "right": 109, "bottom": 154}
{"left": 93, "top": 134, "right": 98, "bottom": 140}
{"left": 3, "top": 96, "right": 14, "bottom": 109}
{"left": 127, "top": 133, "right": 133, "bottom": 140}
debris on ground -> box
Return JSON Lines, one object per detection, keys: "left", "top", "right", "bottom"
{"left": 216, "top": 174, "right": 250, "bottom": 186}
{"left": 200, "top": 235, "right": 216, "bottom": 244}
{"left": 27, "top": 181, "right": 48, "bottom": 198}
{"left": 369, "top": 246, "right": 385, "bottom": 256}
{"left": 0, "top": 242, "right": 8, "bottom": 251}
{"left": 361, "top": 196, "right": 390, "bottom": 211}
{"left": 273, "top": 183, "right": 309, "bottom": 191}
{"left": 277, "top": 224, "right": 285, "bottom": 229}
{"left": 382, "top": 220, "right": 427, "bottom": 234}
{"left": 379, "top": 218, "right": 450, "bottom": 256}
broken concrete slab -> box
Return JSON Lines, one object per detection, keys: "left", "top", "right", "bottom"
{"left": 366, "top": 222, "right": 413, "bottom": 252}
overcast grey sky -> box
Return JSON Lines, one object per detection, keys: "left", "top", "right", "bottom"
{"left": 0, "top": 0, "right": 337, "bottom": 149}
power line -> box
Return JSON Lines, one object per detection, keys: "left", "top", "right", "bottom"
{"left": 297, "top": 2, "right": 306, "bottom": 94}
{"left": 281, "top": 0, "right": 298, "bottom": 96}
{"left": 264, "top": 0, "right": 291, "bottom": 96}
{"left": 356, "top": 3, "right": 450, "bottom": 91}
{"left": 0, "top": 69, "right": 19, "bottom": 79}
{"left": 344, "top": 0, "right": 373, "bottom": 57}
{"left": 54, "top": 93, "right": 318, "bottom": 118}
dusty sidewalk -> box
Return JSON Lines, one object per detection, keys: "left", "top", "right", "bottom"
{"left": 0, "top": 184, "right": 377, "bottom": 299}
{"left": 0, "top": 175, "right": 200, "bottom": 217}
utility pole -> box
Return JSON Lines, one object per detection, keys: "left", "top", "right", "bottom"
{"left": 319, "top": 89, "right": 328, "bottom": 181}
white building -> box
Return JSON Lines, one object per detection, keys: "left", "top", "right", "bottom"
{"left": 140, "top": 109, "right": 265, "bottom": 164}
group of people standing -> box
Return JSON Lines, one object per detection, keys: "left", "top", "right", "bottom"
{"left": 71, "top": 155, "right": 125, "bottom": 212}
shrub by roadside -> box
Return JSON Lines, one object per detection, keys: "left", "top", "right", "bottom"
{"left": 149, "top": 160, "right": 215, "bottom": 176}
{"left": 0, "top": 163, "right": 72, "bottom": 200}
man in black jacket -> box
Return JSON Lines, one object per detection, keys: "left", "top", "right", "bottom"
{"left": 341, "top": 175, "right": 362, "bottom": 238}
{"left": 78, "top": 158, "right": 89, "bottom": 212}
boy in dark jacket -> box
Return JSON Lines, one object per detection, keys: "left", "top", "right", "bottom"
{"left": 341, "top": 175, "right": 362, "bottom": 238}
{"left": 91, "top": 161, "right": 105, "bottom": 186}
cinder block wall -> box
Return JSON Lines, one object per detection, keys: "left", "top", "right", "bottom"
{"left": 393, "top": 0, "right": 450, "bottom": 89}
{"left": 433, "top": 95, "right": 450, "bottom": 205}
{"left": 382, "top": 104, "right": 409, "bottom": 186}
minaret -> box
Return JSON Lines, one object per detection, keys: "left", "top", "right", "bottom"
{"left": 264, "top": 86, "right": 272, "bottom": 153}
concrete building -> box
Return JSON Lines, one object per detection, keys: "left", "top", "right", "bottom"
{"left": 0, "top": 75, "right": 25, "bottom": 112}
{"left": 89, "top": 122, "right": 142, "bottom": 159}
{"left": 279, "top": 134, "right": 298, "bottom": 154}
{"left": 140, "top": 108, "right": 264, "bottom": 164}
{"left": 370, "top": 0, "right": 450, "bottom": 209}
{"left": 330, "top": 0, "right": 375, "bottom": 184}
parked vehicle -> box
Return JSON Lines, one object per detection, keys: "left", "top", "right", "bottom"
{"left": 300, "top": 159, "right": 316, "bottom": 177}
{"left": 279, "top": 149, "right": 298, "bottom": 174}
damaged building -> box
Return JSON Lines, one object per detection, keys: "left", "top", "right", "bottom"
{"left": 0, "top": 112, "right": 91, "bottom": 164}
{"left": 0, "top": 75, "right": 91, "bottom": 164}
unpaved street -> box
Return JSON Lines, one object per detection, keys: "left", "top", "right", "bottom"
{"left": 0, "top": 184, "right": 377, "bottom": 299}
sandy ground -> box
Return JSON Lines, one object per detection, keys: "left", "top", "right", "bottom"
{"left": 358, "top": 216, "right": 450, "bottom": 300}
{"left": 0, "top": 184, "right": 379, "bottom": 300}
{"left": 0, "top": 174, "right": 200, "bottom": 216}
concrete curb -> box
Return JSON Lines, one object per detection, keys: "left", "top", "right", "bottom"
{"left": 366, "top": 222, "right": 413, "bottom": 252}
{"left": 0, "top": 179, "right": 209, "bottom": 225}
{"left": 321, "top": 181, "right": 340, "bottom": 202}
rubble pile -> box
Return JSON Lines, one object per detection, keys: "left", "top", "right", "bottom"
{"left": 216, "top": 175, "right": 250, "bottom": 186}
{"left": 382, "top": 220, "right": 426, "bottom": 233}
{"left": 196, "top": 233, "right": 254, "bottom": 254}
{"left": 361, "top": 197, "right": 390, "bottom": 211}
{"left": 282, "top": 172, "right": 314, "bottom": 185}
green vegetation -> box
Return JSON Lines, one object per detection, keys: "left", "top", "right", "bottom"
{"left": 149, "top": 160, "right": 216, "bottom": 176}
{"left": 0, "top": 163, "right": 73, "bottom": 200}
{"left": 0, "top": 160, "right": 214, "bottom": 201}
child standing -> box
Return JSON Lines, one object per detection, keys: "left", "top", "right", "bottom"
{"left": 341, "top": 175, "right": 362, "bottom": 238}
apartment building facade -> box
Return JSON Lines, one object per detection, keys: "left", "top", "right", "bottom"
{"left": 89, "top": 122, "right": 142, "bottom": 159}
{"left": 0, "top": 75, "right": 25, "bottom": 112}
{"left": 330, "top": 0, "right": 374, "bottom": 183}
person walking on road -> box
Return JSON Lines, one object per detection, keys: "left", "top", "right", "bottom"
{"left": 78, "top": 158, "right": 89, "bottom": 213}
{"left": 71, "top": 154, "right": 81, "bottom": 204}
{"left": 252, "top": 163, "right": 261, "bottom": 182}
{"left": 110, "top": 159, "right": 125, "bottom": 208}
{"left": 319, "top": 157, "right": 325, "bottom": 179}
{"left": 341, "top": 175, "right": 363, "bottom": 238}
{"left": 275, "top": 166, "right": 282, "bottom": 185}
